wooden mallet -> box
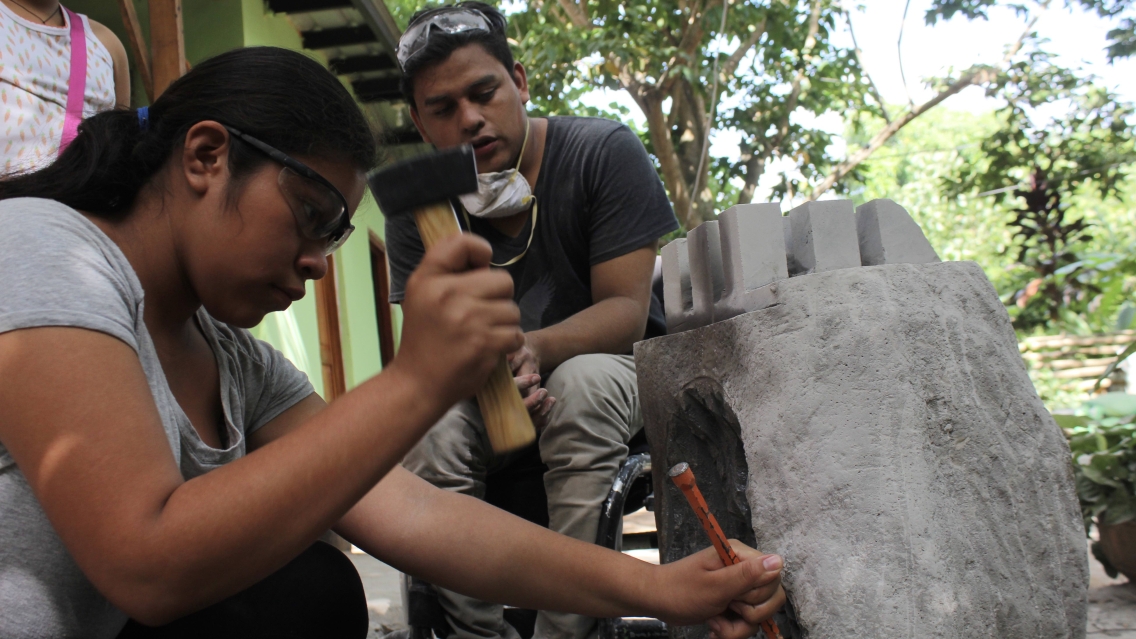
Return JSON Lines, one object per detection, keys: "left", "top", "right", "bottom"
{"left": 369, "top": 145, "right": 535, "bottom": 453}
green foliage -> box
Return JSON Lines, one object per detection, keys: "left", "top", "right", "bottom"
{"left": 851, "top": 96, "right": 1136, "bottom": 341}
{"left": 1052, "top": 251, "right": 1136, "bottom": 333}
{"left": 504, "top": 0, "right": 871, "bottom": 225}
{"left": 384, "top": 0, "right": 435, "bottom": 30}
{"left": 1064, "top": 394, "right": 1136, "bottom": 535}
{"left": 849, "top": 109, "right": 1022, "bottom": 292}
{"left": 940, "top": 49, "right": 1136, "bottom": 331}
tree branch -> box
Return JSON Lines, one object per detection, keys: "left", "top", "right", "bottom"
{"left": 554, "top": 0, "right": 590, "bottom": 28}
{"left": 738, "top": 0, "right": 822, "bottom": 204}
{"left": 676, "top": 0, "right": 709, "bottom": 58}
{"left": 898, "top": 0, "right": 914, "bottom": 107}
{"left": 641, "top": 90, "right": 693, "bottom": 227}
{"left": 809, "top": 3, "right": 1048, "bottom": 199}
{"left": 778, "top": 0, "right": 822, "bottom": 136}
{"left": 808, "top": 68, "right": 997, "bottom": 198}
{"left": 738, "top": 146, "right": 766, "bottom": 205}
{"left": 722, "top": 19, "right": 765, "bottom": 80}
{"left": 659, "top": 0, "right": 708, "bottom": 94}
{"left": 689, "top": 0, "right": 733, "bottom": 225}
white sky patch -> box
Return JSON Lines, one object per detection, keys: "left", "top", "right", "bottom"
{"left": 839, "top": 0, "right": 1135, "bottom": 111}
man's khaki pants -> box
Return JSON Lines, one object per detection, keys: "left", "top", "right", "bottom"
{"left": 402, "top": 353, "right": 642, "bottom": 639}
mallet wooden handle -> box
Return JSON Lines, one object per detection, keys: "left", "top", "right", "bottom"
{"left": 412, "top": 202, "right": 536, "bottom": 453}
{"left": 669, "top": 463, "right": 783, "bottom": 639}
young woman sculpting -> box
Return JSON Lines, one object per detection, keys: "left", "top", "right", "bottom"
{"left": 0, "top": 47, "right": 785, "bottom": 638}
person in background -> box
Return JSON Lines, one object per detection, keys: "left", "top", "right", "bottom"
{"left": 387, "top": 4, "right": 681, "bottom": 639}
{"left": 0, "top": 0, "right": 130, "bottom": 173}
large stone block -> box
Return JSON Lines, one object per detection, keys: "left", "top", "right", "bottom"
{"left": 856, "top": 199, "right": 941, "bottom": 266}
{"left": 688, "top": 220, "right": 725, "bottom": 327}
{"left": 638, "top": 261, "right": 1087, "bottom": 639}
{"left": 788, "top": 201, "right": 861, "bottom": 274}
{"left": 662, "top": 239, "right": 698, "bottom": 334}
{"left": 715, "top": 204, "right": 788, "bottom": 322}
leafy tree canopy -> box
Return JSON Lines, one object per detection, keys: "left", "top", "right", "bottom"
{"left": 387, "top": 0, "right": 1135, "bottom": 232}
{"left": 941, "top": 45, "right": 1136, "bottom": 331}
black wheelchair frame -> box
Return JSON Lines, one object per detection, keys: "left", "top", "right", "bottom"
{"left": 404, "top": 436, "right": 667, "bottom": 639}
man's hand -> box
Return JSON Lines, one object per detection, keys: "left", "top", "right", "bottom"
{"left": 514, "top": 372, "right": 555, "bottom": 430}
{"left": 509, "top": 335, "right": 554, "bottom": 429}
{"left": 508, "top": 334, "right": 542, "bottom": 380}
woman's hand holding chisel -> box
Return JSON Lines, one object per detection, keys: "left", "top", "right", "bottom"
{"left": 650, "top": 543, "right": 786, "bottom": 639}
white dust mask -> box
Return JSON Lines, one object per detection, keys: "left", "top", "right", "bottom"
{"left": 458, "top": 121, "right": 535, "bottom": 219}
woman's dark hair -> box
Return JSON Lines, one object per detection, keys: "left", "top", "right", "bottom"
{"left": 0, "top": 47, "right": 376, "bottom": 218}
{"left": 400, "top": 2, "right": 514, "bottom": 108}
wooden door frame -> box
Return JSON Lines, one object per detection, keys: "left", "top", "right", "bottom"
{"left": 117, "top": 0, "right": 188, "bottom": 102}
{"left": 369, "top": 231, "right": 396, "bottom": 367}
{"left": 314, "top": 255, "right": 347, "bottom": 401}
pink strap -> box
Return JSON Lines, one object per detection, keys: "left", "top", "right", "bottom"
{"left": 58, "top": 6, "right": 87, "bottom": 156}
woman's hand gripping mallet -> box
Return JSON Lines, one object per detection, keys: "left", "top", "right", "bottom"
{"left": 369, "top": 145, "right": 535, "bottom": 453}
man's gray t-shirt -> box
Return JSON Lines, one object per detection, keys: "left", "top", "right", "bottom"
{"left": 386, "top": 116, "right": 678, "bottom": 338}
{"left": 0, "top": 198, "right": 315, "bottom": 638}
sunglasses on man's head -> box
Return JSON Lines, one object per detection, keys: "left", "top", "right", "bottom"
{"left": 396, "top": 8, "right": 493, "bottom": 71}
{"left": 223, "top": 126, "right": 354, "bottom": 255}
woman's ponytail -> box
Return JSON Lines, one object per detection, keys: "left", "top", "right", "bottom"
{"left": 0, "top": 107, "right": 159, "bottom": 217}
{"left": 0, "top": 47, "right": 377, "bottom": 219}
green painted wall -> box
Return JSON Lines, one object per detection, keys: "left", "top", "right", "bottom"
{"left": 72, "top": 0, "right": 401, "bottom": 397}
{"left": 236, "top": 0, "right": 402, "bottom": 396}
{"left": 185, "top": 0, "right": 244, "bottom": 62}
{"left": 335, "top": 193, "right": 403, "bottom": 390}
{"left": 240, "top": 0, "right": 304, "bottom": 51}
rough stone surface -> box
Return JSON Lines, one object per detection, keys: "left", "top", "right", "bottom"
{"left": 716, "top": 204, "right": 788, "bottom": 322}
{"left": 688, "top": 220, "right": 725, "bottom": 328}
{"left": 638, "top": 261, "right": 1088, "bottom": 639}
{"left": 856, "top": 199, "right": 941, "bottom": 266}
{"left": 789, "top": 201, "right": 861, "bottom": 274}
{"left": 662, "top": 239, "right": 699, "bottom": 334}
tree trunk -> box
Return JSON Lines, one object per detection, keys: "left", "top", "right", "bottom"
{"left": 640, "top": 89, "right": 694, "bottom": 227}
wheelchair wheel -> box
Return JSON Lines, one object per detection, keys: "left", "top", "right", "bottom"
{"left": 405, "top": 450, "right": 666, "bottom": 639}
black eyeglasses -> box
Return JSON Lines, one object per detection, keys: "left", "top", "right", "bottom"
{"left": 224, "top": 126, "right": 354, "bottom": 255}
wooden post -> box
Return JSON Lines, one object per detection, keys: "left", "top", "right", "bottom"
{"left": 117, "top": 0, "right": 153, "bottom": 102}
{"left": 369, "top": 231, "right": 396, "bottom": 367}
{"left": 148, "top": 0, "right": 185, "bottom": 97}
{"left": 315, "top": 254, "right": 348, "bottom": 401}
{"left": 314, "top": 255, "right": 352, "bottom": 552}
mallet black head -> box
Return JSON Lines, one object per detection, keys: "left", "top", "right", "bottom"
{"left": 368, "top": 145, "right": 479, "bottom": 216}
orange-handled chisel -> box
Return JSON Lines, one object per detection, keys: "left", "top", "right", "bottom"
{"left": 668, "top": 462, "right": 783, "bottom": 639}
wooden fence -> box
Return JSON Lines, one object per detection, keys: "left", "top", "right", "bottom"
{"left": 1019, "top": 331, "right": 1136, "bottom": 394}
